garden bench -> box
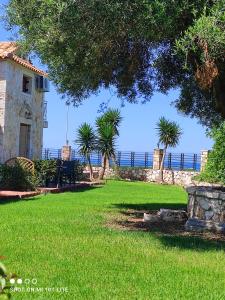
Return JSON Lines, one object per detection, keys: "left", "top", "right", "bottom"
{"left": 5, "top": 157, "right": 35, "bottom": 174}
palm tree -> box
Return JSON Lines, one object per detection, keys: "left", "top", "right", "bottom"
{"left": 156, "top": 117, "right": 182, "bottom": 183}
{"left": 76, "top": 123, "right": 96, "bottom": 181}
{"left": 96, "top": 109, "right": 122, "bottom": 137}
{"left": 96, "top": 123, "right": 116, "bottom": 180}
{"left": 96, "top": 109, "right": 122, "bottom": 174}
{"left": 103, "top": 108, "right": 122, "bottom": 136}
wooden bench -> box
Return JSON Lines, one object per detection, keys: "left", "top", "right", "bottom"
{"left": 5, "top": 157, "right": 35, "bottom": 174}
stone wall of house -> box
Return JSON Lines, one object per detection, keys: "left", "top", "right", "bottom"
{"left": 84, "top": 166, "right": 199, "bottom": 186}
{"left": 0, "top": 60, "right": 45, "bottom": 162}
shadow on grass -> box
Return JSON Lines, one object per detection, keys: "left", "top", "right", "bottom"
{"left": 65, "top": 185, "right": 103, "bottom": 193}
{"left": 111, "top": 202, "right": 225, "bottom": 250}
{"left": 113, "top": 202, "right": 186, "bottom": 211}
{"left": 0, "top": 185, "right": 103, "bottom": 205}
{"left": 157, "top": 234, "right": 225, "bottom": 251}
{"left": 0, "top": 196, "right": 42, "bottom": 205}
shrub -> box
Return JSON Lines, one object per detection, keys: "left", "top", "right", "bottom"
{"left": 60, "top": 160, "right": 85, "bottom": 184}
{"left": 33, "top": 159, "right": 57, "bottom": 187}
{"left": 33, "top": 159, "right": 85, "bottom": 187}
{"left": 197, "top": 123, "right": 225, "bottom": 185}
{"left": 0, "top": 164, "right": 37, "bottom": 191}
{"left": 0, "top": 262, "right": 15, "bottom": 299}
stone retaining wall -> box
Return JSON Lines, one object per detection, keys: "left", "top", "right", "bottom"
{"left": 185, "top": 186, "right": 225, "bottom": 232}
{"left": 84, "top": 166, "right": 199, "bottom": 186}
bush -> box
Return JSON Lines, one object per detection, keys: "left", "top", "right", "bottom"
{"left": 34, "top": 159, "right": 57, "bottom": 187}
{"left": 33, "top": 159, "right": 85, "bottom": 187}
{"left": 0, "top": 159, "right": 85, "bottom": 190}
{"left": 0, "top": 164, "right": 37, "bottom": 191}
{"left": 197, "top": 123, "right": 225, "bottom": 185}
{"left": 0, "top": 262, "right": 15, "bottom": 299}
{"left": 61, "top": 160, "right": 85, "bottom": 183}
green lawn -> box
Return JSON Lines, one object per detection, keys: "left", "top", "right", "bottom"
{"left": 1, "top": 180, "right": 225, "bottom": 300}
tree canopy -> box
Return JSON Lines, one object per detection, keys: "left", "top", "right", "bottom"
{"left": 197, "top": 122, "right": 225, "bottom": 184}
{"left": 5, "top": 0, "right": 225, "bottom": 127}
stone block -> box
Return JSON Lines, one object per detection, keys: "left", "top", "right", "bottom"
{"left": 185, "top": 218, "right": 225, "bottom": 233}
{"left": 199, "top": 199, "right": 211, "bottom": 210}
{"left": 143, "top": 213, "right": 160, "bottom": 223}
{"left": 205, "top": 210, "right": 214, "bottom": 220}
{"left": 158, "top": 209, "right": 188, "bottom": 222}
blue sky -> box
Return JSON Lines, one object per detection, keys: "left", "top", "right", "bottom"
{"left": 0, "top": 1, "right": 213, "bottom": 153}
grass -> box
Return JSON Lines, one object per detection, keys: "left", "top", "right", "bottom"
{"left": 0, "top": 180, "right": 225, "bottom": 300}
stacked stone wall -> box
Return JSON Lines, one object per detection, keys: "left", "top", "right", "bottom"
{"left": 84, "top": 166, "right": 198, "bottom": 186}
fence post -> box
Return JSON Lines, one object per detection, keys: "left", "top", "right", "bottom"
{"left": 168, "top": 153, "right": 172, "bottom": 169}
{"left": 145, "top": 152, "right": 148, "bottom": 168}
{"left": 58, "top": 149, "right": 61, "bottom": 159}
{"left": 193, "top": 154, "right": 197, "bottom": 171}
{"left": 153, "top": 149, "right": 164, "bottom": 170}
{"left": 117, "top": 151, "right": 121, "bottom": 167}
{"left": 131, "top": 152, "right": 135, "bottom": 167}
{"left": 72, "top": 149, "right": 75, "bottom": 160}
{"left": 180, "top": 153, "right": 184, "bottom": 170}
{"left": 46, "top": 149, "right": 50, "bottom": 160}
{"left": 200, "top": 150, "right": 210, "bottom": 172}
{"left": 61, "top": 145, "right": 72, "bottom": 161}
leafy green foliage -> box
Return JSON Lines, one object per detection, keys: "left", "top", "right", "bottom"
{"left": 75, "top": 109, "right": 121, "bottom": 179}
{"left": 75, "top": 123, "right": 97, "bottom": 180}
{"left": 96, "top": 109, "right": 121, "bottom": 178}
{"left": 176, "top": 0, "right": 225, "bottom": 120}
{"left": 97, "top": 123, "right": 116, "bottom": 160}
{"left": 197, "top": 123, "right": 225, "bottom": 184}
{"left": 156, "top": 117, "right": 182, "bottom": 181}
{"left": 76, "top": 123, "right": 97, "bottom": 157}
{"left": 61, "top": 160, "right": 85, "bottom": 183}
{"left": 34, "top": 159, "right": 58, "bottom": 187}
{"left": 6, "top": 0, "right": 225, "bottom": 126}
{"left": 176, "top": 1, "right": 225, "bottom": 63}
{"left": 0, "top": 164, "right": 36, "bottom": 191}
{"left": 96, "top": 109, "right": 122, "bottom": 136}
{"left": 34, "top": 159, "right": 85, "bottom": 186}
{"left": 156, "top": 117, "right": 182, "bottom": 149}
{"left": 174, "top": 78, "right": 223, "bottom": 128}
{"left": 0, "top": 262, "right": 15, "bottom": 299}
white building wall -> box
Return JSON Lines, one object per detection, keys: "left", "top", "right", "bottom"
{"left": 0, "top": 60, "right": 45, "bottom": 162}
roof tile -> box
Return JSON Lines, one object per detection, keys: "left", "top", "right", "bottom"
{"left": 0, "top": 42, "right": 47, "bottom": 76}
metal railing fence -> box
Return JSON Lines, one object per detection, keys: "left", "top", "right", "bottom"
{"left": 42, "top": 149, "right": 201, "bottom": 171}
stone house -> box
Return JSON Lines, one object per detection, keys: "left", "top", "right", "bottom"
{"left": 0, "top": 42, "right": 49, "bottom": 162}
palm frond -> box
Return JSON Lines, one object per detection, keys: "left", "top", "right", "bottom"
{"left": 75, "top": 123, "right": 97, "bottom": 157}
{"left": 103, "top": 109, "right": 122, "bottom": 136}
{"left": 97, "top": 123, "right": 116, "bottom": 159}
{"left": 96, "top": 109, "right": 122, "bottom": 136}
{"left": 156, "top": 117, "right": 182, "bottom": 148}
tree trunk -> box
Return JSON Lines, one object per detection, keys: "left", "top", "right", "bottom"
{"left": 99, "top": 154, "right": 106, "bottom": 180}
{"left": 87, "top": 155, "right": 93, "bottom": 181}
{"left": 214, "top": 72, "right": 225, "bottom": 118}
{"left": 171, "top": 169, "right": 175, "bottom": 185}
{"left": 159, "top": 146, "right": 167, "bottom": 183}
{"left": 112, "top": 153, "right": 120, "bottom": 177}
